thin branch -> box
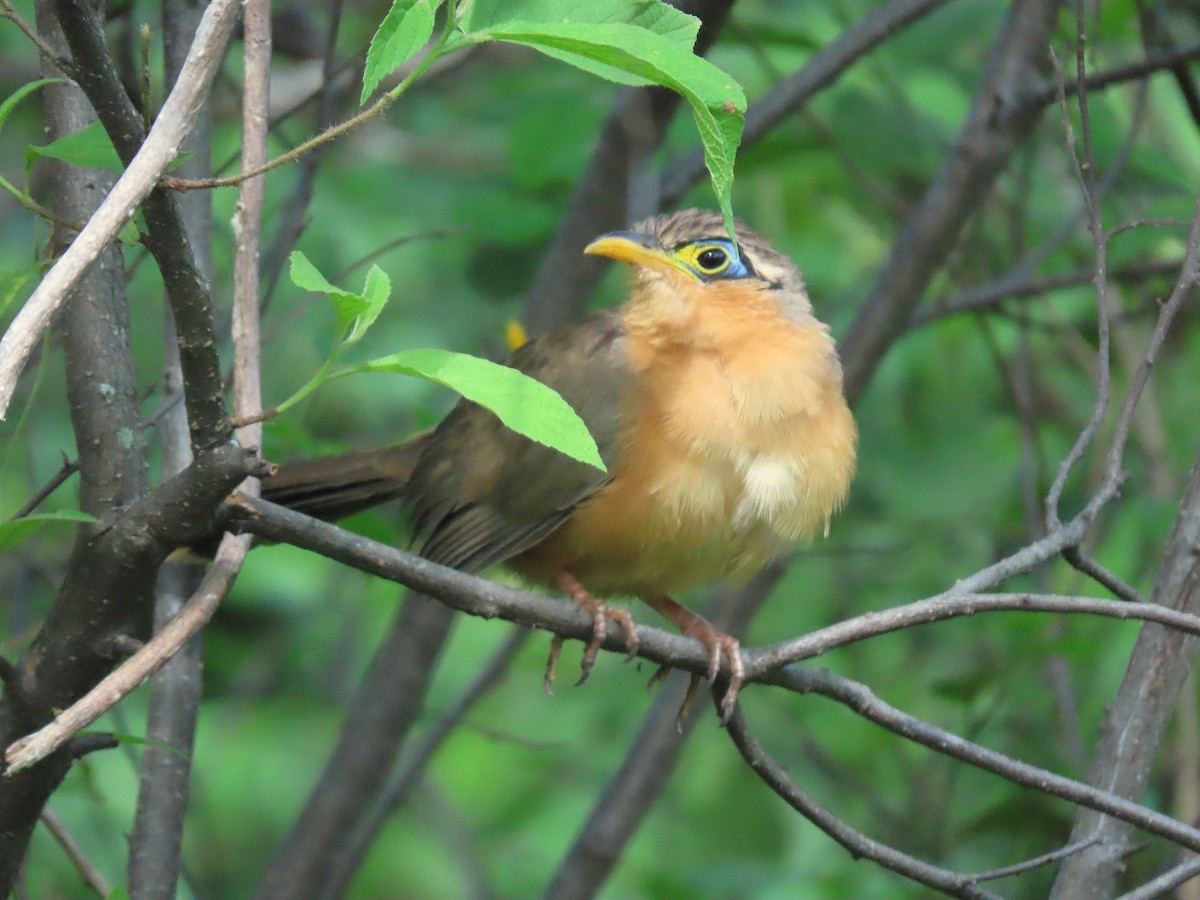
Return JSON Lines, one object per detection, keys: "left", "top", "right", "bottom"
{"left": 0, "top": 0, "right": 75, "bottom": 75}
{"left": 163, "top": 39, "right": 460, "bottom": 193}
{"left": 259, "top": 0, "right": 347, "bottom": 309}
{"left": 748, "top": 592, "right": 1200, "bottom": 675}
{"left": 1120, "top": 856, "right": 1200, "bottom": 900}
{"left": 725, "top": 708, "right": 1001, "bottom": 899}
{"left": 126, "top": 1, "right": 220, "bottom": 891}
{"left": 1043, "top": 39, "right": 1109, "bottom": 532}
{"left": 908, "top": 260, "right": 1180, "bottom": 329}
{"left": 39, "top": 807, "right": 110, "bottom": 897}
{"left": 1061, "top": 546, "right": 1146, "bottom": 604}
{"left": 968, "top": 837, "right": 1099, "bottom": 884}
{"left": 769, "top": 666, "right": 1200, "bottom": 856}
{"left": 838, "top": 0, "right": 1060, "bottom": 403}
{"left": 228, "top": 497, "right": 1200, "bottom": 697}
{"left": 8, "top": 456, "right": 78, "bottom": 520}
{"left": 1028, "top": 40, "right": 1200, "bottom": 108}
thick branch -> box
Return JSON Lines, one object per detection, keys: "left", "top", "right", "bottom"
{"left": 838, "top": 0, "right": 1059, "bottom": 403}
{"left": 45, "top": 0, "right": 238, "bottom": 450}
{"left": 1052, "top": 447, "right": 1200, "bottom": 896}
{"left": 0, "top": 443, "right": 261, "bottom": 888}
{"left": 126, "top": 1, "right": 216, "bottom": 892}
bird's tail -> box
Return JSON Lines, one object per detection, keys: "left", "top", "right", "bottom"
{"left": 180, "top": 432, "right": 432, "bottom": 560}
{"left": 260, "top": 434, "right": 431, "bottom": 523}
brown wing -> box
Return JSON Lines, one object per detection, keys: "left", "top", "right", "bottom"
{"left": 406, "top": 309, "right": 631, "bottom": 573}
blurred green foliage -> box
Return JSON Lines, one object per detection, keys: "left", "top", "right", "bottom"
{"left": 2, "top": 0, "right": 1199, "bottom": 897}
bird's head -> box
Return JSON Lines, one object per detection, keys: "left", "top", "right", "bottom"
{"left": 583, "top": 208, "right": 813, "bottom": 321}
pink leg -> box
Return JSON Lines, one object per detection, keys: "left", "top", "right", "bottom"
{"left": 642, "top": 594, "right": 744, "bottom": 725}
{"left": 543, "top": 570, "right": 639, "bottom": 692}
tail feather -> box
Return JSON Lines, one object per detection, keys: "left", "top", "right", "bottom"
{"left": 261, "top": 434, "right": 431, "bottom": 523}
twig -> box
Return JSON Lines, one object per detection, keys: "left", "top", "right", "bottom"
{"left": 1028, "top": 40, "right": 1200, "bottom": 108}
{"left": 38, "top": 807, "right": 110, "bottom": 897}
{"left": 1061, "top": 546, "right": 1146, "bottom": 604}
{"left": 725, "top": 707, "right": 1000, "bottom": 899}
{"left": 9, "top": 456, "right": 78, "bottom": 520}
{"left": 163, "top": 38, "right": 455, "bottom": 192}
{"left": 967, "top": 837, "right": 1099, "bottom": 884}
{"left": 66, "top": 733, "right": 119, "bottom": 759}
{"left": 909, "top": 260, "right": 1180, "bottom": 329}
{"left": 0, "top": 0, "right": 240, "bottom": 420}
{"left": 1043, "top": 40, "right": 1109, "bottom": 532}
{"left": 838, "top": 0, "right": 1060, "bottom": 403}
{"left": 259, "top": 0, "right": 348, "bottom": 309}
{"left": 0, "top": 0, "right": 75, "bottom": 75}
{"left": 1120, "top": 856, "right": 1200, "bottom": 900}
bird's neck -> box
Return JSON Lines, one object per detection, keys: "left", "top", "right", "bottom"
{"left": 621, "top": 279, "right": 842, "bottom": 394}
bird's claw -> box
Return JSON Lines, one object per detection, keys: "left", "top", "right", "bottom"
{"left": 575, "top": 603, "right": 608, "bottom": 686}
{"left": 544, "top": 634, "right": 564, "bottom": 695}
{"left": 716, "top": 634, "right": 745, "bottom": 726}
{"left": 548, "top": 570, "right": 639, "bottom": 690}
{"left": 642, "top": 623, "right": 744, "bottom": 727}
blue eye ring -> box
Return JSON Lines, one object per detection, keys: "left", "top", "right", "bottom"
{"left": 680, "top": 239, "right": 748, "bottom": 280}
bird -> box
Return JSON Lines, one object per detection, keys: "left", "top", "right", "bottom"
{"left": 260, "top": 208, "right": 857, "bottom": 722}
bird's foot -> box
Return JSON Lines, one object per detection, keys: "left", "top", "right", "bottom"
{"left": 543, "top": 570, "right": 639, "bottom": 693}
{"left": 644, "top": 595, "right": 744, "bottom": 726}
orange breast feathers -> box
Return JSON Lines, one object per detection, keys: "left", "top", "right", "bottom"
{"left": 521, "top": 277, "right": 857, "bottom": 597}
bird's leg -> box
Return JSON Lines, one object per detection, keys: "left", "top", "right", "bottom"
{"left": 545, "top": 570, "right": 639, "bottom": 689}
{"left": 642, "top": 594, "right": 744, "bottom": 725}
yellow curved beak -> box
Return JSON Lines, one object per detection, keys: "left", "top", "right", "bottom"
{"left": 584, "top": 232, "right": 694, "bottom": 280}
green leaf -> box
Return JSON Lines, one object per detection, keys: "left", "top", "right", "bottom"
{"left": 288, "top": 252, "right": 391, "bottom": 347}
{"left": 481, "top": 21, "right": 744, "bottom": 231}
{"left": 0, "top": 510, "right": 97, "bottom": 553}
{"left": 0, "top": 79, "right": 63, "bottom": 135}
{"left": 361, "top": 0, "right": 439, "bottom": 103}
{"left": 463, "top": 0, "right": 698, "bottom": 45}
{"left": 338, "top": 349, "right": 606, "bottom": 470}
{"left": 346, "top": 265, "right": 391, "bottom": 346}
{"left": 288, "top": 250, "right": 344, "bottom": 296}
{"left": 0, "top": 268, "right": 33, "bottom": 318}
{"left": 25, "top": 119, "right": 123, "bottom": 172}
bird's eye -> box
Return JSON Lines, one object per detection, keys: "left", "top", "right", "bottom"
{"left": 694, "top": 246, "right": 729, "bottom": 273}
